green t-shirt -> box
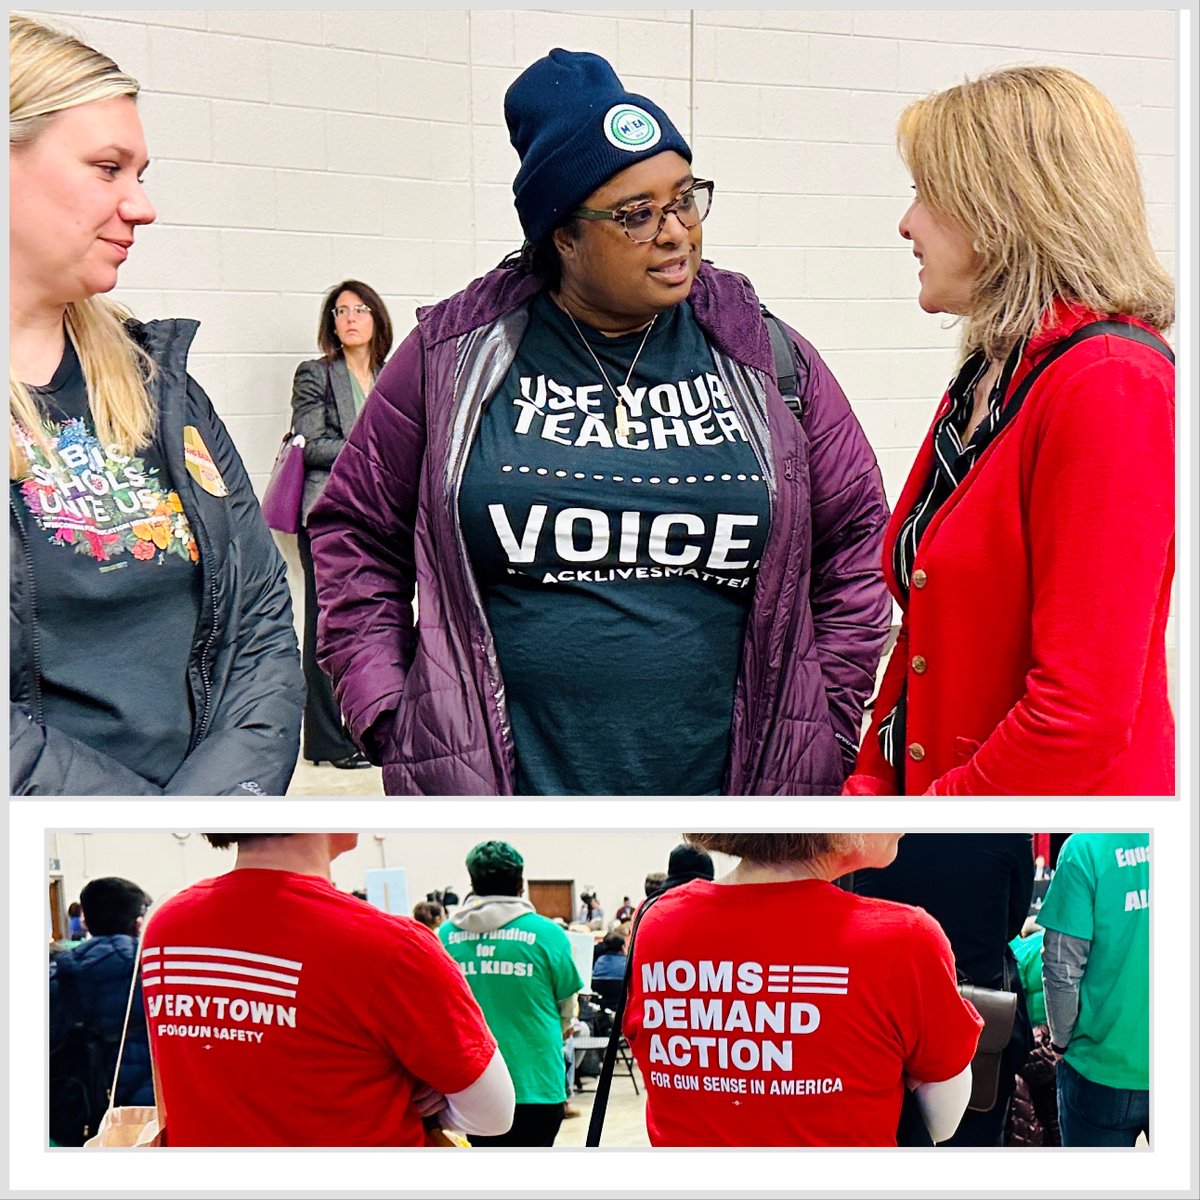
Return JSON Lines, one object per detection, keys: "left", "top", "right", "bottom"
{"left": 440, "top": 912, "right": 585, "bottom": 1104}
{"left": 1037, "top": 833, "right": 1149, "bottom": 1090}
{"left": 1009, "top": 929, "right": 1046, "bottom": 1026}
{"left": 349, "top": 370, "right": 369, "bottom": 414}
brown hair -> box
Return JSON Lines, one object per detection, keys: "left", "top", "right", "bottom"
{"left": 898, "top": 65, "right": 1174, "bottom": 362}
{"left": 412, "top": 900, "right": 446, "bottom": 928}
{"left": 316, "top": 280, "right": 394, "bottom": 373}
{"left": 685, "top": 834, "right": 865, "bottom": 864}
{"left": 203, "top": 834, "right": 278, "bottom": 850}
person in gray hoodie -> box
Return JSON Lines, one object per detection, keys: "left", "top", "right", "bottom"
{"left": 440, "top": 841, "right": 585, "bottom": 1146}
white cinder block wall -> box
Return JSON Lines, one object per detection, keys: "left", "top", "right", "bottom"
{"left": 50, "top": 830, "right": 739, "bottom": 924}
{"left": 44, "top": 10, "right": 1177, "bottom": 662}
{"left": 50, "top": 8, "right": 1176, "bottom": 502}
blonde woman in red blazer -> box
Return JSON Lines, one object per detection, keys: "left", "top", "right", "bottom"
{"left": 845, "top": 67, "right": 1175, "bottom": 797}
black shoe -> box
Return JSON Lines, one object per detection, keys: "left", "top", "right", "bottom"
{"left": 331, "top": 751, "right": 373, "bottom": 770}
{"left": 308, "top": 752, "right": 373, "bottom": 769}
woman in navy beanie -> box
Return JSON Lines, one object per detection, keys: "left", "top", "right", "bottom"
{"left": 309, "top": 49, "right": 890, "bottom": 797}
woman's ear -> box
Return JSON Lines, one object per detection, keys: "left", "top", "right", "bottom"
{"left": 553, "top": 223, "right": 578, "bottom": 266}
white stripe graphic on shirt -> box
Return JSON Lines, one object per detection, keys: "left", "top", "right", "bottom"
{"left": 143, "top": 975, "right": 298, "bottom": 998}
{"left": 141, "top": 945, "right": 304, "bottom": 998}
{"left": 143, "top": 945, "right": 302, "bottom": 970}
{"left": 144, "top": 960, "right": 300, "bottom": 985}
{"left": 142, "top": 945, "right": 304, "bottom": 1038}
{"left": 765, "top": 965, "right": 850, "bottom": 995}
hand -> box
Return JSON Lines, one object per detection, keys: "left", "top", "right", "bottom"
{"left": 410, "top": 1083, "right": 447, "bottom": 1118}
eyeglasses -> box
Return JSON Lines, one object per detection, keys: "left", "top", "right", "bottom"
{"left": 332, "top": 304, "right": 371, "bottom": 318}
{"left": 574, "top": 180, "right": 715, "bottom": 244}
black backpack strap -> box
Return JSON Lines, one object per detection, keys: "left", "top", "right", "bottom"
{"left": 994, "top": 320, "right": 1174, "bottom": 441}
{"left": 1081, "top": 320, "right": 1173, "bottom": 364}
{"left": 584, "top": 889, "right": 667, "bottom": 1148}
{"left": 761, "top": 305, "right": 808, "bottom": 420}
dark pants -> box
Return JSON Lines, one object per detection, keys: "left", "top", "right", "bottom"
{"left": 297, "top": 525, "right": 357, "bottom": 762}
{"left": 1057, "top": 1058, "right": 1149, "bottom": 1147}
{"left": 469, "top": 1103, "right": 564, "bottom": 1148}
{"left": 942, "top": 1092, "right": 1013, "bottom": 1146}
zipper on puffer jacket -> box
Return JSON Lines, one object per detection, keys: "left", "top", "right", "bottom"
{"left": 152, "top": 365, "right": 217, "bottom": 757}
{"left": 121, "top": 317, "right": 217, "bottom": 756}
{"left": 10, "top": 493, "right": 45, "bottom": 724}
{"left": 184, "top": 512, "right": 218, "bottom": 753}
{"left": 709, "top": 352, "right": 775, "bottom": 500}
{"left": 443, "top": 316, "right": 531, "bottom": 787}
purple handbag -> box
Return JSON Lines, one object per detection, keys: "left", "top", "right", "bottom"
{"left": 260, "top": 431, "right": 306, "bottom": 534}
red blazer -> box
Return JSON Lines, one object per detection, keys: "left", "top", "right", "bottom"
{"left": 845, "top": 302, "right": 1175, "bottom": 795}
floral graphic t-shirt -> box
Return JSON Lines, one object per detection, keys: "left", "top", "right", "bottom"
{"left": 18, "top": 417, "right": 199, "bottom": 565}
{"left": 14, "top": 339, "right": 201, "bottom": 786}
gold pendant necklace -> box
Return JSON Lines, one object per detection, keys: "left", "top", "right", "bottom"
{"left": 561, "top": 307, "right": 657, "bottom": 440}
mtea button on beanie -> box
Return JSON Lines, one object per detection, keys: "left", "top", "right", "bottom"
{"left": 504, "top": 48, "right": 692, "bottom": 248}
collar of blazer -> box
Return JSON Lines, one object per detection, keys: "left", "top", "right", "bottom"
{"left": 327, "top": 355, "right": 360, "bottom": 437}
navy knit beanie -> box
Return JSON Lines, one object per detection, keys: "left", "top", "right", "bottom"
{"left": 505, "top": 48, "right": 692, "bottom": 248}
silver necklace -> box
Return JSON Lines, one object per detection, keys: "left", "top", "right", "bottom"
{"left": 561, "top": 306, "right": 657, "bottom": 440}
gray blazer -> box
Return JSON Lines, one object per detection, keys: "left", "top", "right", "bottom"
{"left": 289, "top": 356, "right": 361, "bottom": 525}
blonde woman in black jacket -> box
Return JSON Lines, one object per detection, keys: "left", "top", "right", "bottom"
{"left": 9, "top": 15, "right": 302, "bottom": 795}
{"left": 289, "top": 280, "right": 392, "bottom": 769}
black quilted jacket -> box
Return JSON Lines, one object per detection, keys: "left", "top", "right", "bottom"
{"left": 10, "top": 319, "right": 302, "bottom": 795}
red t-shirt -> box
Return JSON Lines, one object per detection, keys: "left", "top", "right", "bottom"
{"left": 141, "top": 869, "right": 497, "bottom": 1146}
{"left": 623, "top": 878, "right": 983, "bottom": 1146}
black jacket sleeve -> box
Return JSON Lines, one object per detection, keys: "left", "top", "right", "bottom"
{"left": 1008, "top": 835, "right": 1036, "bottom": 940}
{"left": 291, "top": 359, "right": 343, "bottom": 471}
{"left": 163, "top": 379, "right": 303, "bottom": 795}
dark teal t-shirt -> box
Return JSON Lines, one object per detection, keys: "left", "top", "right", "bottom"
{"left": 459, "top": 292, "right": 770, "bottom": 795}
{"left": 14, "top": 340, "right": 201, "bottom": 787}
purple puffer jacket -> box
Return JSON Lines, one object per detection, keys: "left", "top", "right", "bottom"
{"left": 308, "top": 263, "right": 890, "bottom": 795}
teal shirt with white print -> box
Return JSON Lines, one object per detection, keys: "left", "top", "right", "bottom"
{"left": 458, "top": 292, "right": 771, "bottom": 795}
{"left": 1037, "top": 833, "right": 1149, "bottom": 1090}
{"left": 440, "top": 909, "right": 585, "bottom": 1105}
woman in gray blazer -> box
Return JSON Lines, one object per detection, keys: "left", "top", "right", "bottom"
{"left": 290, "top": 279, "right": 393, "bottom": 768}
